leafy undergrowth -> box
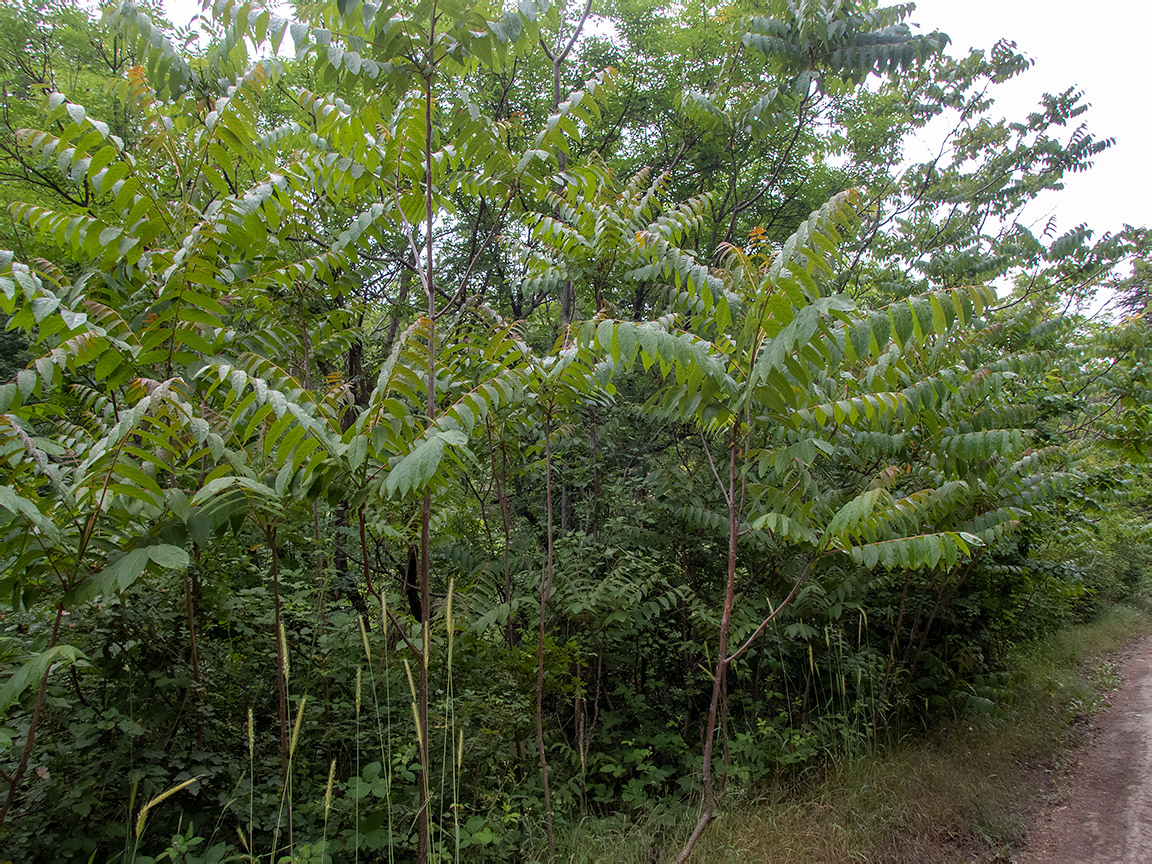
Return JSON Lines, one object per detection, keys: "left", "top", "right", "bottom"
{"left": 559, "top": 601, "right": 1152, "bottom": 863}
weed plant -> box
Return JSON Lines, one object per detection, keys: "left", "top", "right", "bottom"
{"left": 558, "top": 602, "right": 1152, "bottom": 863}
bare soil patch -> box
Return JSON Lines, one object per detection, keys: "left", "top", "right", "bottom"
{"left": 1018, "top": 634, "right": 1152, "bottom": 863}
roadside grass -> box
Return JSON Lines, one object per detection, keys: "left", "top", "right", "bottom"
{"left": 558, "top": 601, "right": 1152, "bottom": 863}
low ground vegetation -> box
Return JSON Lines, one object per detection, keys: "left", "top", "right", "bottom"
{"left": 561, "top": 602, "right": 1152, "bottom": 862}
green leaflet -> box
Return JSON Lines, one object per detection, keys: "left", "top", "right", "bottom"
{"left": 848, "top": 531, "right": 982, "bottom": 571}
{"left": 0, "top": 644, "right": 87, "bottom": 717}
{"left": 384, "top": 429, "right": 470, "bottom": 498}
{"left": 66, "top": 548, "right": 149, "bottom": 606}
{"left": 0, "top": 486, "right": 62, "bottom": 544}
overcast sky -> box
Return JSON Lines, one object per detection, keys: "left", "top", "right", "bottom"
{"left": 162, "top": 0, "right": 1150, "bottom": 240}
{"left": 907, "top": 0, "right": 1151, "bottom": 240}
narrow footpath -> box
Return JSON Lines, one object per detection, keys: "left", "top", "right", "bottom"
{"left": 1020, "top": 635, "right": 1152, "bottom": 863}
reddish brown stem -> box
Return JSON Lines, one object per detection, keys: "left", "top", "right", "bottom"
{"left": 415, "top": 8, "right": 438, "bottom": 857}
{"left": 185, "top": 550, "right": 203, "bottom": 747}
{"left": 536, "top": 408, "right": 557, "bottom": 862}
{"left": 677, "top": 424, "right": 740, "bottom": 864}
{"left": 0, "top": 605, "right": 64, "bottom": 826}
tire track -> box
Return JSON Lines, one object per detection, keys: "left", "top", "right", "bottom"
{"left": 1020, "top": 636, "right": 1152, "bottom": 863}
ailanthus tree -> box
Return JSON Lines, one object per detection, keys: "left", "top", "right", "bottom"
{"left": 0, "top": 1, "right": 1148, "bottom": 862}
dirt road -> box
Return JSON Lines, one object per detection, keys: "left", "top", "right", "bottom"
{"left": 1020, "top": 635, "right": 1152, "bottom": 863}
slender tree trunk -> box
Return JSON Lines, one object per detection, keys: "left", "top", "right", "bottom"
{"left": 681, "top": 593, "right": 694, "bottom": 741}
{"left": 299, "top": 290, "right": 331, "bottom": 716}
{"left": 383, "top": 253, "right": 415, "bottom": 357}
{"left": 677, "top": 424, "right": 740, "bottom": 864}
{"left": 589, "top": 418, "right": 600, "bottom": 543}
{"left": 910, "top": 567, "right": 969, "bottom": 678}
{"left": 417, "top": 493, "right": 432, "bottom": 859}
{"left": 719, "top": 664, "right": 730, "bottom": 793}
{"left": 551, "top": 47, "right": 569, "bottom": 329}
{"left": 0, "top": 605, "right": 64, "bottom": 826}
{"left": 536, "top": 409, "right": 557, "bottom": 862}
{"left": 416, "top": 13, "right": 437, "bottom": 856}
{"left": 560, "top": 481, "right": 572, "bottom": 533}
{"left": 313, "top": 499, "right": 332, "bottom": 720}
{"left": 488, "top": 423, "right": 516, "bottom": 649}
{"left": 900, "top": 576, "right": 932, "bottom": 666}
{"left": 185, "top": 552, "right": 203, "bottom": 747}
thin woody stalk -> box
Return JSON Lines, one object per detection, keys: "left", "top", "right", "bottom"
{"left": 536, "top": 407, "right": 557, "bottom": 862}
{"left": 677, "top": 421, "right": 740, "bottom": 864}
{"left": 416, "top": 5, "right": 438, "bottom": 859}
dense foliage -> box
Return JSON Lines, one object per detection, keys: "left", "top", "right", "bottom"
{"left": 0, "top": 0, "right": 1148, "bottom": 860}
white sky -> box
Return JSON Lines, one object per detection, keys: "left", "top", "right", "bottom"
{"left": 161, "top": 0, "right": 1150, "bottom": 241}
{"left": 907, "top": 0, "right": 1151, "bottom": 240}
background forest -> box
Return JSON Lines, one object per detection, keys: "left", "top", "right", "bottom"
{"left": 0, "top": 0, "right": 1149, "bottom": 860}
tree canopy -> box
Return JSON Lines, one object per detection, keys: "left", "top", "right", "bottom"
{"left": 0, "top": 0, "right": 1148, "bottom": 860}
